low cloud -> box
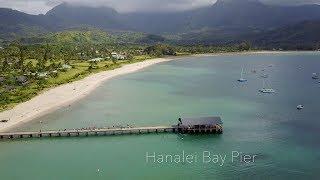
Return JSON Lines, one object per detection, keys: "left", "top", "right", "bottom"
{"left": 0, "top": 0, "right": 320, "bottom": 15}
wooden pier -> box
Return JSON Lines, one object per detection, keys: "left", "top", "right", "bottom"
{"left": 0, "top": 125, "right": 223, "bottom": 140}
{"left": 0, "top": 116, "right": 224, "bottom": 140}
{"left": 0, "top": 126, "right": 176, "bottom": 140}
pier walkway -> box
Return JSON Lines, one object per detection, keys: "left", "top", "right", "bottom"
{"left": 0, "top": 126, "right": 175, "bottom": 140}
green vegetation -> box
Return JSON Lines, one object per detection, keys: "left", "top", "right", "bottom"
{"left": 0, "top": 29, "right": 254, "bottom": 112}
{"left": 144, "top": 44, "right": 177, "bottom": 56}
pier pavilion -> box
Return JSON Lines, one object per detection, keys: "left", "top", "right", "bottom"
{"left": 175, "top": 116, "right": 223, "bottom": 134}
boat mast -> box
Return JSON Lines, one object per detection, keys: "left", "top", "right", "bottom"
{"left": 241, "top": 67, "right": 244, "bottom": 79}
{"left": 240, "top": 66, "right": 244, "bottom": 79}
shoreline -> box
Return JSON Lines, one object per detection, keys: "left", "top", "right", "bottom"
{"left": 192, "top": 50, "right": 319, "bottom": 57}
{"left": 0, "top": 51, "right": 317, "bottom": 132}
{"left": 0, "top": 57, "right": 177, "bottom": 132}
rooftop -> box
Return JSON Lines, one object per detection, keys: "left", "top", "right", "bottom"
{"left": 179, "top": 116, "right": 223, "bottom": 126}
{"left": 88, "top": 58, "right": 103, "bottom": 62}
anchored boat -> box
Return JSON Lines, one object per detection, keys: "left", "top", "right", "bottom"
{"left": 259, "top": 79, "right": 275, "bottom": 94}
{"left": 260, "top": 74, "right": 269, "bottom": 78}
{"left": 297, "top": 105, "right": 304, "bottom": 110}
{"left": 259, "top": 89, "right": 275, "bottom": 93}
{"left": 238, "top": 67, "right": 248, "bottom": 82}
{"left": 312, "top": 73, "right": 319, "bottom": 79}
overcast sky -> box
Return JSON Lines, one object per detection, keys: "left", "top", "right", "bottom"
{"left": 0, "top": 0, "right": 320, "bottom": 15}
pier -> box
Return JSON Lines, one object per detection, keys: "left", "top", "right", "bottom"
{"left": 0, "top": 126, "right": 176, "bottom": 140}
{"left": 0, "top": 117, "right": 223, "bottom": 140}
{"left": 0, "top": 125, "right": 223, "bottom": 140}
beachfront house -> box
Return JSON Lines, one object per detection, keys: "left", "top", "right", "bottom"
{"left": 37, "top": 72, "right": 48, "bottom": 78}
{"left": 88, "top": 58, "right": 104, "bottom": 62}
{"left": 175, "top": 116, "right": 223, "bottom": 134}
{"left": 62, "top": 64, "right": 72, "bottom": 70}
{"left": 111, "top": 52, "right": 126, "bottom": 60}
{"left": 16, "top": 75, "right": 28, "bottom": 85}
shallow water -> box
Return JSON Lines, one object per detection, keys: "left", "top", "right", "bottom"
{"left": 1, "top": 52, "right": 320, "bottom": 179}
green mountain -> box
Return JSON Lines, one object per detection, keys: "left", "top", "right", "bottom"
{"left": 19, "top": 30, "right": 113, "bottom": 44}
{"left": 0, "top": 8, "right": 49, "bottom": 39}
{"left": 1, "top": 0, "right": 320, "bottom": 48}
{"left": 17, "top": 29, "right": 166, "bottom": 46}
{"left": 251, "top": 21, "right": 320, "bottom": 50}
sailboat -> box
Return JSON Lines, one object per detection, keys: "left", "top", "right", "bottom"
{"left": 259, "top": 79, "right": 275, "bottom": 93}
{"left": 260, "top": 74, "right": 269, "bottom": 78}
{"left": 238, "top": 67, "right": 248, "bottom": 82}
{"left": 297, "top": 105, "right": 304, "bottom": 110}
{"left": 312, "top": 73, "right": 319, "bottom": 80}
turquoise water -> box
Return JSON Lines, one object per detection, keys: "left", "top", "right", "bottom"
{"left": 1, "top": 52, "right": 320, "bottom": 179}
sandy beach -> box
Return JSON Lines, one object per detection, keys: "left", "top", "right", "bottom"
{"left": 0, "top": 51, "right": 315, "bottom": 132}
{"left": 0, "top": 57, "right": 177, "bottom": 132}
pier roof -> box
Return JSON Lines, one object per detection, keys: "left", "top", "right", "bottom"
{"left": 179, "top": 117, "right": 222, "bottom": 126}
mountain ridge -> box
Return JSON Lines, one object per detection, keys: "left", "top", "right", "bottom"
{"left": 1, "top": 1, "right": 320, "bottom": 49}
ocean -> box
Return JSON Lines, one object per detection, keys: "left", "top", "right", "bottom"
{"left": 0, "top": 52, "right": 319, "bottom": 179}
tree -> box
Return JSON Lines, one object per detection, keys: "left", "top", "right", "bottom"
{"left": 43, "top": 44, "right": 51, "bottom": 64}
{"left": 16, "top": 45, "right": 26, "bottom": 72}
{"left": 238, "top": 42, "right": 251, "bottom": 51}
{"left": 144, "top": 44, "right": 176, "bottom": 56}
{"left": 1, "top": 59, "right": 9, "bottom": 72}
{"left": 25, "top": 61, "right": 35, "bottom": 73}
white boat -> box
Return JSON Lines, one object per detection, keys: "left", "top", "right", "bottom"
{"left": 259, "top": 80, "right": 275, "bottom": 94}
{"left": 297, "top": 105, "right": 304, "bottom": 110}
{"left": 260, "top": 74, "right": 269, "bottom": 78}
{"left": 312, "top": 73, "right": 319, "bottom": 79}
{"left": 259, "top": 88, "right": 276, "bottom": 93}
{"left": 238, "top": 67, "right": 248, "bottom": 82}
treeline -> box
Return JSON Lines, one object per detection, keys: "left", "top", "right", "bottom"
{"left": 0, "top": 41, "right": 254, "bottom": 79}
{"left": 0, "top": 42, "right": 147, "bottom": 110}
{"left": 0, "top": 39, "right": 256, "bottom": 110}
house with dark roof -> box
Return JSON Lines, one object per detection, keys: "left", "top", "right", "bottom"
{"left": 16, "top": 75, "right": 28, "bottom": 85}
{"left": 175, "top": 116, "right": 223, "bottom": 134}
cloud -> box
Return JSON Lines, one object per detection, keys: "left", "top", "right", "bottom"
{"left": 0, "top": 0, "right": 320, "bottom": 15}
{"left": 263, "top": 0, "right": 320, "bottom": 5}
{"left": 51, "top": 0, "right": 216, "bottom": 13}
{"left": 0, "top": 0, "right": 60, "bottom": 14}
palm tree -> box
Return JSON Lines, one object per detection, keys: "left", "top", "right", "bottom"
{"left": 16, "top": 45, "right": 26, "bottom": 72}
{"left": 25, "top": 61, "right": 35, "bottom": 73}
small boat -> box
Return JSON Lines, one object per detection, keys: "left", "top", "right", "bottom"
{"left": 0, "top": 119, "right": 8, "bottom": 123}
{"left": 260, "top": 74, "right": 269, "bottom": 78}
{"left": 259, "top": 88, "right": 276, "bottom": 93}
{"left": 238, "top": 67, "right": 248, "bottom": 82}
{"left": 259, "top": 80, "right": 275, "bottom": 94}
{"left": 297, "top": 105, "right": 304, "bottom": 110}
{"left": 238, "top": 78, "right": 248, "bottom": 82}
{"left": 312, "top": 73, "right": 319, "bottom": 79}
